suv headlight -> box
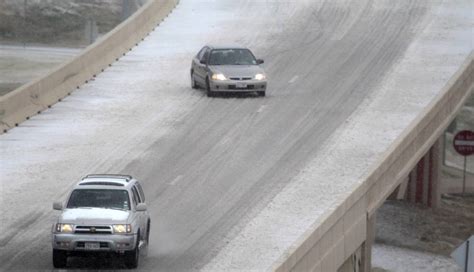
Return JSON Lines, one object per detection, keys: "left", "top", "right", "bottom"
{"left": 255, "top": 73, "right": 266, "bottom": 81}
{"left": 56, "top": 223, "right": 74, "bottom": 233}
{"left": 113, "top": 224, "right": 132, "bottom": 234}
{"left": 211, "top": 73, "right": 227, "bottom": 81}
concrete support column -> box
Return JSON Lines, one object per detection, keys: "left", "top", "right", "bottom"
{"left": 396, "top": 176, "right": 409, "bottom": 199}
{"left": 405, "top": 136, "right": 442, "bottom": 208}
{"left": 361, "top": 214, "right": 376, "bottom": 272}
{"left": 430, "top": 137, "right": 442, "bottom": 208}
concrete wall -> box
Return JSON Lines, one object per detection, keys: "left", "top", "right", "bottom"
{"left": 273, "top": 53, "right": 474, "bottom": 272}
{"left": 0, "top": 0, "right": 179, "bottom": 134}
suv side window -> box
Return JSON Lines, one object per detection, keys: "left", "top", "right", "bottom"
{"left": 130, "top": 188, "right": 138, "bottom": 206}
{"left": 135, "top": 182, "right": 145, "bottom": 202}
{"left": 131, "top": 186, "right": 142, "bottom": 204}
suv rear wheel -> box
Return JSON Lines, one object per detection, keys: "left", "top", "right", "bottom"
{"left": 52, "top": 249, "right": 67, "bottom": 268}
{"left": 146, "top": 221, "right": 151, "bottom": 246}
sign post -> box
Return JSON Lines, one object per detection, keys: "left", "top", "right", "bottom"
{"left": 453, "top": 130, "right": 474, "bottom": 195}
{"left": 452, "top": 235, "right": 473, "bottom": 272}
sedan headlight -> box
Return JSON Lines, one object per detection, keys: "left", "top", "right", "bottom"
{"left": 211, "top": 73, "right": 227, "bottom": 81}
{"left": 255, "top": 73, "right": 266, "bottom": 81}
{"left": 56, "top": 223, "right": 74, "bottom": 233}
{"left": 113, "top": 224, "right": 132, "bottom": 234}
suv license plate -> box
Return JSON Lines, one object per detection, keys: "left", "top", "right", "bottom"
{"left": 236, "top": 83, "right": 247, "bottom": 89}
{"left": 85, "top": 242, "right": 100, "bottom": 250}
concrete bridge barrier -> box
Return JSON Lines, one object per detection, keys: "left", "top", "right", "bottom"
{"left": 273, "top": 52, "right": 473, "bottom": 272}
{"left": 0, "top": 0, "right": 179, "bottom": 134}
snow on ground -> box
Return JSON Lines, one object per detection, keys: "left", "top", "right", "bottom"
{"left": 202, "top": 0, "right": 473, "bottom": 269}
{"left": 0, "top": 0, "right": 236, "bottom": 238}
{"left": 0, "top": 0, "right": 307, "bottom": 261}
{"left": 373, "top": 244, "right": 461, "bottom": 272}
{"left": 376, "top": 196, "right": 474, "bottom": 256}
{"left": 0, "top": 45, "right": 80, "bottom": 95}
{"left": 0, "top": 0, "right": 472, "bottom": 270}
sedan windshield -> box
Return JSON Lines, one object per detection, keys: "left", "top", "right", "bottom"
{"left": 67, "top": 189, "right": 130, "bottom": 210}
{"left": 209, "top": 49, "right": 257, "bottom": 65}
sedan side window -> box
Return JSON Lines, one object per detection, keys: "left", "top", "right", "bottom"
{"left": 201, "top": 48, "right": 210, "bottom": 64}
{"left": 197, "top": 47, "right": 207, "bottom": 60}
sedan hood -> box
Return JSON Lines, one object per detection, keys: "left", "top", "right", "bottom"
{"left": 209, "top": 65, "right": 265, "bottom": 78}
{"left": 60, "top": 208, "right": 130, "bottom": 225}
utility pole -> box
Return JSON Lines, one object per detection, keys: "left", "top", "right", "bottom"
{"left": 23, "top": 0, "right": 27, "bottom": 48}
{"left": 85, "top": 18, "right": 98, "bottom": 45}
{"left": 122, "top": 0, "right": 131, "bottom": 21}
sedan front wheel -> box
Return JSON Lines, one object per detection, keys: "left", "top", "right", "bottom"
{"left": 191, "top": 72, "right": 198, "bottom": 89}
{"left": 206, "top": 78, "right": 215, "bottom": 97}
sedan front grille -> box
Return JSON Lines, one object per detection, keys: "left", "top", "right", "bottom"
{"left": 229, "top": 77, "right": 252, "bottom": 81}
{"left": 75, "top": 225, "right": 113, "bottom": 234}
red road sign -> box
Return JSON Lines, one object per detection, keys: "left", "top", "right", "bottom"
{"left": 453, "top": 130, "right": 474, "bottom": 156}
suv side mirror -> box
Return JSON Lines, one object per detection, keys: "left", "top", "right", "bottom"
{"left": 200, "top": 59, "right": 206, "bottom": 65}
{"left": 257, "top": 59, "right": 264, "bottom": 65}
{"left": 53, "top": 202, "right": 63, "bottom": 210}
{"left": 136, "top": 203, "right": 147, "bottom": 212}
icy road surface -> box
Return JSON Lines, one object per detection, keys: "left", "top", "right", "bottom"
{"left": 0, "top": 0, "right": 472, "bottom": 270}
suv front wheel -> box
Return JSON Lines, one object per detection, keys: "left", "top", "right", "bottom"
{"left": 53, "top": 249, "right": 67, "bottom": 268}
{"left": 124, "top": 232, "right": 140, "bottom": 268}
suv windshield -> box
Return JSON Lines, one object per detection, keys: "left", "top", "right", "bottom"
{"left": 67, "top": 189, "right": 130, "bottom": 210}
{"left": 209, "top": 49, "right": 257, "bottom": 65}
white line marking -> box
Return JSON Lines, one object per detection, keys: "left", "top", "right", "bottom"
{"left": 169, "top": 175, "right": 183, "bottom": 185}
{"left": 454, "top": 140, "right": 474, "bottom": 146}
{"left": 257, "top": 105, "right": 267, "bottom": 113}
{"left": 288, "top": 75, "right": 299, "bottom": 84}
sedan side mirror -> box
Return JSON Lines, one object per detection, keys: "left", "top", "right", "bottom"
{"left": 257, "top": 59, "right": 264, "bottom": 65}
{"left": 53, "top": 202, "right": 63, "bottom": 210}
{"left": 136, "top": 203, "right": 147, "bottom": 212}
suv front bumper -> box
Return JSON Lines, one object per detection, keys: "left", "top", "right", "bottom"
{"left": 52, "top": 233, "right": 137, "bottom": 252}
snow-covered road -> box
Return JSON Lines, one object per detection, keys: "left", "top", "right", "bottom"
{"left": 0, "top": 0, "right": 472, "bottom": 270}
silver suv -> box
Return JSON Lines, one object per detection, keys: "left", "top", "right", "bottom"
{"left": 51, "top": 174, "right": 150, "bottom": 268}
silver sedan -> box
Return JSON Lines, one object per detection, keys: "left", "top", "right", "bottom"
{"left": 190, "top": 45, "right": 267, "bottom": 97}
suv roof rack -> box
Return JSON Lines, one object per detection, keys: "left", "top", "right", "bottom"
{"left": 79, "top": 181, "right": 125, "bottom": 187}
{"left": 82, "top": 174, "right": 133, "bottom": 182}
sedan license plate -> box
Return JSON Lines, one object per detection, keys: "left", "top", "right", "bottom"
{"left": 85, "top": 242, "right": 100, "bottom": 250}
{"left": 236, "top": 82, "right": 247, "bottom": 89}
